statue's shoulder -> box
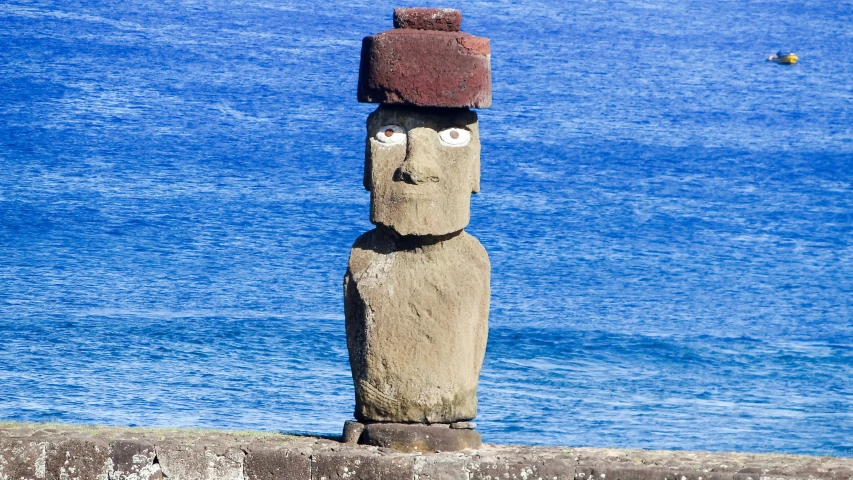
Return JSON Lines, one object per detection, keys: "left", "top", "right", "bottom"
{"left": 351, "top": 229, "right": 377, "bottom": 251}
{"left": 454, "top": 231, "right": 489, "bottom": 264}
{"left": 348, "top": 229, "right": 394, "bottom": 275}
{"left": 350, "top": 228, "right": 395, "bottom": 254}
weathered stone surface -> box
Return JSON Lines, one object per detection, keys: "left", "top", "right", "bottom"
{"left": 470, "top": 448, "right": 575, "bottom": 480}
{"left": 359, "top": 423, "right": 481, "bottom": 453}
{"left": 312, "top": 449, "right": 414, "bottom": 480}
{"left": 413, "top": 454, "right": 469, "bottom": 480}
{"left": 393, "top": 8, "right": 462, "bottom": 31}
{"left": 341, "top": 421, "right": 364, "bottom": 445}
{"left": 572, "top": 447, "right": 853, "bottom": 480}
{"left": 365, "top": 106, "right": 480, "bottom": 236}
{"left": 45, "top": 439, "right": 110, "bottom": 480}
{"left": 358, "top": 21, "right": 491, "bottom": 108}
{"left": 109, "top": 440, "right": 160, "bottom": 480}
{"left": 576, "top": 465, "right": 732, "bottom": 480}
{"left": 0, "top": 438, "right": 46, "bottom": 480}
{"left": 244, "top": 446, "right": 311, "bottom": 480}
{"left": 575, "top": 465, "right": 764, "bottom": 480}
{"left": 155, "top": 443, "right": 244, "bottom": 480}
{"left": 413, "top": 447, "right": 575, "bottom": 480}
{"left": 345, "top": 227, "right": 490, "bottom": 423}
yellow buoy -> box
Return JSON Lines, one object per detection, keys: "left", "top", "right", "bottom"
{"left": 768, "top": 52, "right": 798, "bottom": 65}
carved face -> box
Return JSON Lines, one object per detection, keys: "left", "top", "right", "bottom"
{"left": 365, "top": 105, "right": 480, "bottom": 236}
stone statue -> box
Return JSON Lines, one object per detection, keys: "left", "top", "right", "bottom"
{"left": 343, "top": 7, "right": 492, "bottom": 452}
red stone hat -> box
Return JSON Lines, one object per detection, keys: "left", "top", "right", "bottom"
{"left": 357, "top": 8, "right": 492, "bottom": 108}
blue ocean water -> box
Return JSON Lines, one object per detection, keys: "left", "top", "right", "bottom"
{"left": 1, "top": 0, "right": 852, "bottom": 457}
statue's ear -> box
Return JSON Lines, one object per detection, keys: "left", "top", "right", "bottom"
{"left": 364, "top": 139, "right": 373, "bottom": 191}
{"left": 470, "top": 115, "right": 481, "bottom": 194}
{"left": 471, "top": 156, "right": 480, "bottom": 193}
{"left": 364, "top": 108, "right": 381, "bottom": 191}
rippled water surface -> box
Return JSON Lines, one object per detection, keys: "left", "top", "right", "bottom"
{"left": 1, "top": 0, "right": 852, "bottom": 456}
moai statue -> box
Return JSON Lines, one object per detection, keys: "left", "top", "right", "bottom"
{"left": 342, "top": 8, "right": 492, "bottom": 452}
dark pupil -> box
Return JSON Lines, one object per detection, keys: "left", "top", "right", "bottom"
{"left": 449, "top": 130, "right": 460, "bottom": 139}
{"left": 384, "top": 129, "right": 394, "bottom": 137}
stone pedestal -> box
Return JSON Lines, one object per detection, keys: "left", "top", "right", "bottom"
{"left": 361, "top": 423, "right": 482, "bottom": 453}
{"left": 341, "top": 421, "right": 482, "bottom": 453}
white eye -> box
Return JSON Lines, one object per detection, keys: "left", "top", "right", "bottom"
{"left": 438, "top": 128, "right": 470, "bottom": 147}
{"left": 375, "top": 125, "right": 406, "bottom": 145}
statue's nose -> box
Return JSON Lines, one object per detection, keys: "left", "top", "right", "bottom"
{"left": 396, "top": 128, "right": 440, "bottom": 185}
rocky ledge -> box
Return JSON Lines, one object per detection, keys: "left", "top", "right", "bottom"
{"left": 1, "top": 422, "right": 850, "bottom": 480}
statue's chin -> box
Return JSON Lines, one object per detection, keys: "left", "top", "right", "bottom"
{"left": 371, "top": 194, "right": 471, "bottom": 237}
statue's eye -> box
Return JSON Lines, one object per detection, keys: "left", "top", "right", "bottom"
{"left": 438, "top": 128, "right": 470, "bottom": 147}
{"left": 375, "top": 125, "right": 406, "bottom": 145}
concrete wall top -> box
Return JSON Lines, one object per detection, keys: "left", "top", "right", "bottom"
{"left": 1, "top": 422, "right": 850, "bottom": 480}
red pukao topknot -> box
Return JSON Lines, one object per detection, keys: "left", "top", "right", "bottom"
{"left": 357, "top": 8, "right": 492, "bottom": 108}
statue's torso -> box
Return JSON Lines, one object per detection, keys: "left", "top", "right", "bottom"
{"left": 344, "top": 229, "right": 490, "bottom": 423}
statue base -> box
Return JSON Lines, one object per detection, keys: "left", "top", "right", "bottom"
{"left": 342, "top": 421, "right": 482, "bottom": 452}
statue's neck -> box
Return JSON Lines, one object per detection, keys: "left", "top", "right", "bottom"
{"left": 374, "top": 225, "right": 463, "bottom": 250}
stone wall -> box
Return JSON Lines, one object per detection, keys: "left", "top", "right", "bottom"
{"left": 1, "top": 423, "right": 850, "bottom": 480}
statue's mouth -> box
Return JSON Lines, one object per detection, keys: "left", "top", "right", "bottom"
{"left": 374, "top": 191, "right": 463, "bottom": 201}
